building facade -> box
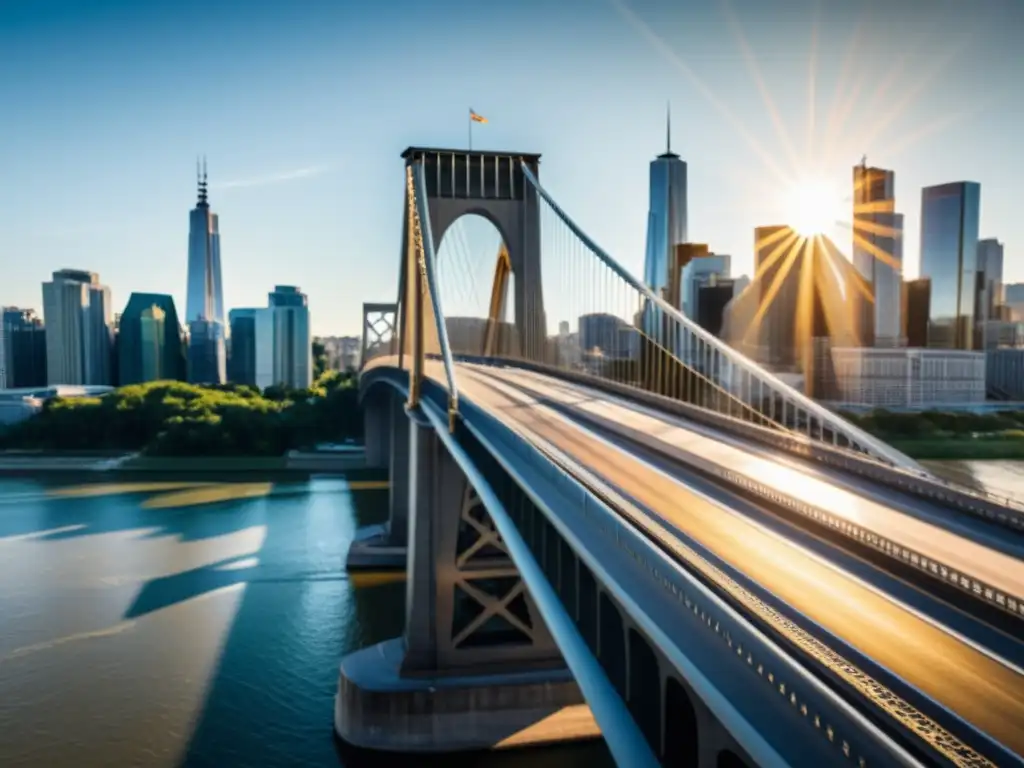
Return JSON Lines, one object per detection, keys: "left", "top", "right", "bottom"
{"left": 975, "top": 238, "right": 1004, "bottom": 349}
{"left": 852, "top": 163, "right": 904, "bottom": 347}
{"left": 902, "top": 278, "right": 930, "bottom": 348}
{"left": 681, "top": 253, "right": 731, "bottom": 318}
{"left": 0, "top": 308, "right": 46, "bottom": 389}
{"left": 118, "top": 293, "right": 186, "bottom": 385}
{"left": 268, "top": 286, "right": 312, "bottom": 389}
{"left": 185, "top": 160, "right": 227, "bottom": 384}
{"left": 41, "top": 269, "right": 112, "bottom": 386}
{"left": 830, "top": 347, "right": 986, "bottom": 407}
{"left": 643, "top": 111, "right": 688, "bottom": 300}
{"left": 318, "top": 335, "right": 361, "bottom": 372}
{"left": 919, "top": 181, "right": 981, "bottom": 350}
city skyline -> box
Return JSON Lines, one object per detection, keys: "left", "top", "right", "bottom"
{"left": 1, "top": 0, "right": 1021, "bottom": 337}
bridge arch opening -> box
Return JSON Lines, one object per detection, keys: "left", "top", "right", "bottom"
{"left": 664, "top": 676, "right": 699, "bottom": 767}
{"left": 434, "top": 213, "right": 519, "bottom": 358}
{"left": 627, "top": 627, "right": 662, "bottom": 755}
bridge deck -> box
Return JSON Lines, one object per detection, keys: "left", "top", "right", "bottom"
{"left": 482, "top": 366, "right": 1024, "bottom": 600}
{"left": 384, "top": 359, "right": 1024, "bottom": 759}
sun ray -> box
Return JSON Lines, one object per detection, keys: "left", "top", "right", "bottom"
{"left": 805, "top": 1, "right": 820, "bottom": 167}
{"left": 821, "top": 68, "right": 869, "bottom": 168}
{"left": 750, "top": 234, "right": 805, "bottom": 335}
{"left": 876, "top": 101, "right": 990, "bottom": 161}
{"left": 819, "top": 14, "right": 869, "bottom": 169}
{"left": 852, "top": 230, "right": 902, "bottom": 272}
{"left": 720, "top": 0, "right": 802, "bottom": 172}
{"left": 851, "top": 218, "right": 902, "bottom": 240}
{"left": 609, "top": 0, "right": 794, "bottom": 187}
{"left": 856, "top": 21, "right": 984, "bottom": 154}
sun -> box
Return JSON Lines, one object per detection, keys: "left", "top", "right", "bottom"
{"left": 785, "top": 177, "right": 844, "bottom": 237}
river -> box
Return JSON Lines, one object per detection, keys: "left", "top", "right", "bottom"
{"left": 0, "top": 475, "right": 611, "bottom": 768}
{"left": 1, "top": 462, "right": 1020, "bottom": 767}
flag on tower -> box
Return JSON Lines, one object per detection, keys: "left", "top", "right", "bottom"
{"left": 470, "top": 109, "right": 488, "bottom": 124}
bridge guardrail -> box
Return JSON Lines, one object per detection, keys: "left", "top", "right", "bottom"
{"left": 445, "top": 392, "right": 949, "bottom": 768}
{"left": 476, "top": 357, "right": 1024, "bottom": 535}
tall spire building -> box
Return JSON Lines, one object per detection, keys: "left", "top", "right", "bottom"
{"left": 643, "top": 104, "right": 689, "bottom": 300}
{"left": 185, "top": 158, "right": 227, "bottom": 383}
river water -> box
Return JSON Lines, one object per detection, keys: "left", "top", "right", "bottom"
{"left": 1, "top": 462, "right": 1020, "bottom": 767}
{"left": 0, "top": 475, "right": 611, "bottom": 768}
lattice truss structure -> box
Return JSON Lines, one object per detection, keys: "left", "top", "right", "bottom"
{"left": 450, "top": 482, "right": 538, "bottom": 650}
{"left": 361, "top": 303, "right": 397, "bottom": 363}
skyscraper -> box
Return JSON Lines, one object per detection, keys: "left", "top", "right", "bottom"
{"left": 118, "top": 293, "right": 186, "bottom": 385}
{"left": 268, "top": 286, "right": 312, "bottom": 389}
{"left": 976, "top": 238, "right": 1005, "bottom": 348}
{"left": 41, "top": 269, "right": 112, "bottom": 386}
{"left": 919, "top": 181, "right": 981, "bottom": 350}
{"left": 852, "top": 162, "right": 903, "bottom": 347}
{"left": 1, "top": 308, "right": 47, "bottom": 388}
{"left": 185, "top": 159, "right": 227, "bottom": 383}
{"left": 643, "top": 106, "right": 688, "bottom": 299}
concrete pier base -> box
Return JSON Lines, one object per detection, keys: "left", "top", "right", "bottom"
{"left": 334, "top": 639, "right": 599, "bottom": 753}
{"left": 345, "top": 524, "right": 407, "bottom": 570}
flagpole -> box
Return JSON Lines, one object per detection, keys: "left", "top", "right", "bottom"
{"left": 468, "top": 108, "right": 472, "bottom": 151}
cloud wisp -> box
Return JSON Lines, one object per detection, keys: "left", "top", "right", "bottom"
{"left": 217, "top": 164, "right": 329, "bottom": 190}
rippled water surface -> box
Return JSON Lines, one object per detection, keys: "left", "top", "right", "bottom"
{"left": 0, "top": 476, "right": 611, "bottom": 768}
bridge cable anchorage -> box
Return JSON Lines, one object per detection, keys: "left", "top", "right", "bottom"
{"left": 416, "top": 397, "right": 661, "bottom": 768}
{"left": 467, "top": 158, "right": 921, "bottom": 473}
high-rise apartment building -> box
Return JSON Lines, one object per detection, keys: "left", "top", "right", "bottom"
{"left": 643, "top": 109, "right": 688, "bottom": 300}
{"left": 852, "top": 162, "right": 903, "bottom": 347}
{"left": 117, "top": 293, "right": 186, "bottom": 385}
{"left": 919, "top": 181, "right": 981, "bottom": 350}
{"left": 0, "top": 308, "right": 47, "bottom": 388}
{"left": 41, "top": 269, "right": 112, "bottom": 386}
{"left": 185, "top": 159, "right": 227, "bottom": 384}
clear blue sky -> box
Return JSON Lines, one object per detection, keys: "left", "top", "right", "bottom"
{"left": 1, "top": 0, "right": 1020, "bottom": 336}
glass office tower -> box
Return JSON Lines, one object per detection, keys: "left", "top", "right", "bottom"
{"left": 643, "top": 110, "right": 688, "bottom": 299}
{"left": 118, "top": 293, "right": 185, "bottom": 385}
{"left": 185, "top": 159, "right": 226, "bottom": 383}
{"left": 919, "top": 182, "right": 981, "bottom": 350}
{"left": 852, "top": 163, "right": 903, "bottom": 347}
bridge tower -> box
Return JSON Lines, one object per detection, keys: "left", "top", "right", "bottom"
{"left": 338, "top": 148, "right": 593, "bottom": 753}
{"left": 349, "top": 148, "right": 548, "bottom": 568}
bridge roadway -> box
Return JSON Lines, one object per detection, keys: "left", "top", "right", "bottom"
{"left": 479, "top": 366, "right": 1024, "bottom": 614}
{"left": 397, "top": 359, "right": 1024, "bottom": 760}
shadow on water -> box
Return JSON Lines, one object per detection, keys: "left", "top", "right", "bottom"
{"left": 0, "top": 475, "right": 610, "bottom": 768}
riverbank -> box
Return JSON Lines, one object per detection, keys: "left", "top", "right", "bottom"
{"left": 0, "top": 448, "right": 371, "bottom": 476}
{"left": 887, "top": 438, "right": 1024, "bottom": 461}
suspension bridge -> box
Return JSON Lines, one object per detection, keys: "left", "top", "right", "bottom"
{"left": 336, "top": 147, "right": 1024, "bottom": 768}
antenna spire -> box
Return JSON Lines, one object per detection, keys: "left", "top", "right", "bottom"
{"left": 666, "top": 101, "right": 672, "bottom": 154}
{"left": 197, "top": 155, "right": 209, "bottom": 206}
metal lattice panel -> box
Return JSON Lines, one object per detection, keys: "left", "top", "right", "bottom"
{"left": 450, "top": 482, "right": 536, "bottom": 649}
{"left": 361, "top": 303, "right": 397, "bottom": 365}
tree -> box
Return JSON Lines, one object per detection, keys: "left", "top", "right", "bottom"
{"left": 312, "top": 339, "right": 328, "bottom": 380}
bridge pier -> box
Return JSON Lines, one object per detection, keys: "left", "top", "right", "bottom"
{"left": 336, "top": 407, "right": 597, "bottom": 752}
{"left": 347, "top": 394, "right": 409, "bottom": 570}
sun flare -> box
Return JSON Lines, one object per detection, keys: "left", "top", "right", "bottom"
{"left": 785, "top": 178, "right": 844, "bottom": 237}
